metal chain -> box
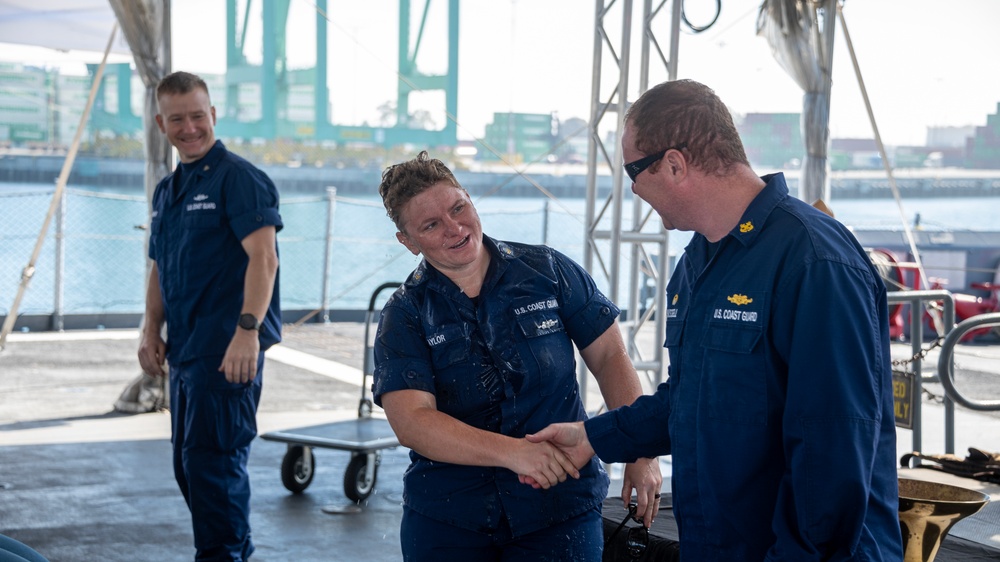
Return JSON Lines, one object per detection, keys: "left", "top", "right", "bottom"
{"left": 891, "top": 336, "right": 945, "bottom": 368}
{"left": 892, "top": 336, "right": 948, "bottom": 405}
{"left": 922, "top": 387, "right": 945, "bottom": 404}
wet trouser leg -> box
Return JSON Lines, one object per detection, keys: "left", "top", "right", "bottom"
{"left": 400, "top": 504, "right": 603, "bottom": 562}
{"left": 170, "top": 354, "right": 263, "bottom": 562}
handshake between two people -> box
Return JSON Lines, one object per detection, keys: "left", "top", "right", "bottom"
{"left": 513, "top": 421, "right": 594, "bottom": 490}
{"left": 512, "top": 421, "right": 662, "bottom": 528}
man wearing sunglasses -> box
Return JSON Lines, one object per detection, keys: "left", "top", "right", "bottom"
{"left": 528, "top": 79, "right": 902, "bottom": 560}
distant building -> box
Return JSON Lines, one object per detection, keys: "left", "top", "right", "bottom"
{"left": 0, "top": 62, "right": 222, "bottom": 147}
{"left": 927, "top": 125, "right": 975, "bottom": 148}
{"left": 737, "top": 112, "right": 803, "bottom": 170}
{"left": 5, "top": 62, "right": 999, "bottom": 171}
{"left": 966, "top": 103, "right": 1000, "bottom": 169}
{"left": 893, "top": 145, "right": 966, "bottom": 168}
{"left": 0, "top": 62, "right": 92, "bottom": 146}
{"left": 55, "top": 74, "right": 92, "bottom": 145}
{"left": 0, "top": 63, "right": 48, "bottom": 144}
{"left": 555, "top": 116, "right": 589, "bottom": 163}
{"left": 831, "top": 138, "right": 880, "bottom": 170}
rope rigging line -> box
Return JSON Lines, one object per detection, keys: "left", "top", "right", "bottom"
{"left": 837, "top": 3, "right": 944, "bottom": 337}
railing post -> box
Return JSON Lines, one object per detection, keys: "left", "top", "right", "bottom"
{"left": 541, "top": 199, "right": 549, "bottom": 245}
{"left": 52, "top": 191, "right": 66, "bottom": 331}
{"left": 320, "top": 187, "right": 337, "bottom": 323}
{"left": 890, "top": 289, "right": 957, "bottom": 456}
{"left": 910, "top": 298, "right": 923, "bottom": 455}
{"left": 936, "top": 312, "right": 1000, "bottom": 409}
{"left": 943, "top": 301, "right": 955, "bottom": 454}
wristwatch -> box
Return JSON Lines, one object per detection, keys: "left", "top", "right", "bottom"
{"left": 238, "top": 313, "right": 262, "bottom": 332}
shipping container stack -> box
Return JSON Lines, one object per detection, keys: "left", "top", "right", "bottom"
{"left": 736, "top": 112, "right": 804, "bottom": 171}
{"left": 966, "top": 103, "right": 1000, "bottom": 169}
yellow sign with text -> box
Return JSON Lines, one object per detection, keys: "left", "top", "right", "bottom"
{"left": 893, "top": 371, "right": 914, "bottom": 429}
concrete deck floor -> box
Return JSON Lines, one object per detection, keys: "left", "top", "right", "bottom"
{"left": 0, "top": 324, "right": 409, "bottom": 561}
{"left": 1, "top": 323, "right": 1000, "bottom": 561}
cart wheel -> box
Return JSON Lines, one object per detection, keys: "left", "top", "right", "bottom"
{"left": 281, "top": 445, "right": 315, "bottom": 494}
{"left": 344, "top": 452, "right": 379, "bottom": 502}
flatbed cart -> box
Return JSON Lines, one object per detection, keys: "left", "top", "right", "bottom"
{"left": 261, "top": 282, "right": 402, "bottom": 504}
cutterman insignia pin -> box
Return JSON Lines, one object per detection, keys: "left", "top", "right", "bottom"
{"left": 727, "top": 294, "right": 753, "bottom": 305}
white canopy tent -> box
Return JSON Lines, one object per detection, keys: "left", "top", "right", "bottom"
{"left": 0, "top": 0, "right": 130, "bottom": 55}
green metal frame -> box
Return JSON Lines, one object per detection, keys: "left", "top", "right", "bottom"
{"left": 221, "top": 0, "right": 459, "bottom": 146}
{"left": 86, "top": 1, "right": 459, "bottom": 148}
{"left": 87, "top": 63, "right": 142, "bottom": 135}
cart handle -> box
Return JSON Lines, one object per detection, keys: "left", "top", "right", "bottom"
{"left": 368, "top": 282, "right": 403, "bottom": 314}
{"left": 363, "top": 282, "right": 403, "bottom": 376}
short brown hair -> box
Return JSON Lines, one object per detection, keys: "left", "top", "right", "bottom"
{"left": 625, "top": 79, "right": 749, "bottom": 175}
{"left": 378, "top": 151, "right": 463, "bottom": 231}
{"left": 156, "top": 71, "right": 211, "bottom": 102}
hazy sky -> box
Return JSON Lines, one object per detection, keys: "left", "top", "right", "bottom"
{"left": 3, "top": 0, "right": 998, "bottom": 147}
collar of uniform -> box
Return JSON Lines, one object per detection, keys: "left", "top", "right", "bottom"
{"left": 178, "top": 140, "right": 226, "bottom": 178}
{"left": 409, "top": 235, "right": 510, "bottom": 300}
{"left": 726, "top": 172, "right": 789, "bottom": 247}
{"left": 490, "top": 237, "right": 519, "bottom": 261}
{"left": 478, "top": 235, "right": 513, "bottom": 297}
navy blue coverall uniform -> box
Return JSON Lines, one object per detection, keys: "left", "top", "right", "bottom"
{"left": 373, "top": 236, "right": 617, "bottom": 561}
{"left": 149, "top": 140, "right": 282, "bottom": 561}
{"left": 586, "top": 173, "right": 903, "bottom": 560}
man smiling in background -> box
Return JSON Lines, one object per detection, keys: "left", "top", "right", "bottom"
{"left": 138, "top": 71, "right": 282, "bottom": 562}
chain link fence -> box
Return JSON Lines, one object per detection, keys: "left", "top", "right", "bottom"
{"left": 0, "top": 189, "right": 147, "bottom": 318}
{"left": 0, "top": 185, "right": 621, "bottom": 325}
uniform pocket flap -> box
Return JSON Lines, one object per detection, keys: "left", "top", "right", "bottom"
{"left": 702, "top": 324, "right": 762, "bottom": 354}
{"left": 181, "top": 213, "right": 223, "bottom": 228}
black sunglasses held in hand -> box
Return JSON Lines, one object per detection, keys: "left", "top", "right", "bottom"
{"left": 605, "top": 502, "right": 649, "bottom": 560}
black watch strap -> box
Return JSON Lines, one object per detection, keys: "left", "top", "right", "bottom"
{"left": 238, "top": 313, "right": 262, "bottom": 332}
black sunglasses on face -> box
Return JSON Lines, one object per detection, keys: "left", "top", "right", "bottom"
{"left": 623, "top": 143, "right": 687, "bottom": 182}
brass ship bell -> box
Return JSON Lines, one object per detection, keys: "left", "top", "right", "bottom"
{"left": 897, "top": 478, "right": 990, "bottom": 562}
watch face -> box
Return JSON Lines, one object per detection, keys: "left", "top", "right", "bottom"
{"left": 239, "top": 314, "right": 260, "bottom": 331}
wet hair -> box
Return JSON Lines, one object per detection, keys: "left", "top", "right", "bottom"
{"left": 378, "top": 151, "right": 463, "bottom": 231}
{"left": 156, "top": 71, "right": 211, "bottom": 103}
{"left": 625, "top": 79, "right": 750, "bottom": 175}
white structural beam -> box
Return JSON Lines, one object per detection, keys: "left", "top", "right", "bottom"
{"left": 580, "top": 0, "right": 681, "bottom": 399}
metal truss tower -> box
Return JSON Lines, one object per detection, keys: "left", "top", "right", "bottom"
{"left": 581, "top": 0, "right": 682, "bottom": 396}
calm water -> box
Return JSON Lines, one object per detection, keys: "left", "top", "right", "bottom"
{"left": 2, "top": 181, "right": 999, "bottom": 316}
